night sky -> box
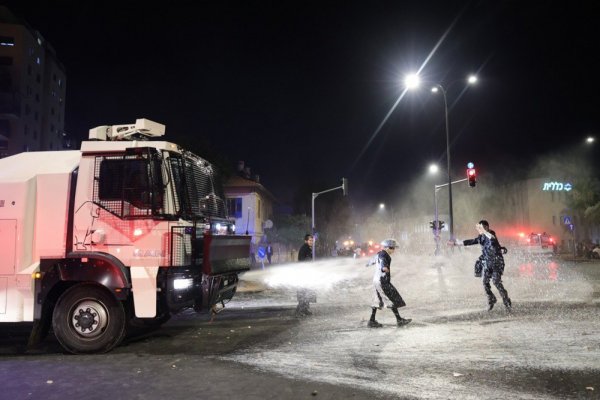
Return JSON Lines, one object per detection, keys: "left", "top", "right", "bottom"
{"left": 5, "top": 1, "right": 600, "bottom": 207}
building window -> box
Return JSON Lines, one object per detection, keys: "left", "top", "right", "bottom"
{"left": 25, "top": 104, "right": 31, "bottom": 115}
{"left": 0, "top": 56, "right": 13, "bottom": 66}
{"left": 0, "top": 36, "right": 15, "bottom": 46}
{"left": 36, "top": 73, "right": 41, "bottom": 83}
{"left": 552, "top": 215, "right": 556, "bottom": 225}
{"left": 35, "top": 93, "right": 40, "bottom": 102}
{"left": 33, "top": 130, "right": 38, "bottom": 139}
{"left": 257, "top": 199, "right": 261, "bottom": 219}
{"left": 36, "top": 56, "right": 41, "bottom": 65}
{"left": 28, "top": 65, "right": 32, "bottom": 75}
{"left": 551, "top": 192, "right": 555, "bottom": 202}
{"left": 34, "top": 111, "right": 39, "bottom": 121}
{"left": 226, "top": 198, "right": 243, "bottom": 218}
{"left": 24, "top": 125, "right": 28, "bottom": 136}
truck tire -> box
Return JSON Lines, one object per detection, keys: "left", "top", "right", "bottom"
{"left": 52, "top": 284, "right": 126, "bottom": 354}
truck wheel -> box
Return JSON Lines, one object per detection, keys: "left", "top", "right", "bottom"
{"left": 52, "top": 284, "right": 126, "bottom": 354}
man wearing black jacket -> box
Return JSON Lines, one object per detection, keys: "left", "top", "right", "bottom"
{"left": 366, "top": 239, "right": 411, "bottom": 327}
{"left": 458, "top": 220, "right": 512, "bottom": 311}
{"left": 296, "top": 234, "right": 314, "bottom": 316}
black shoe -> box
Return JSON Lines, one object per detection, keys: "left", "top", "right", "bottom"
{"left": 487, "top": 298, "right": 497, "bottom": 311}
{"left": 396, "top": 318, "right": 412, "bottom": 327}
{"left": 504, "top": 298, "right": 512, "bottom": 311}
{"left": 368, "top": 320, "right": 383, "bottom": 328}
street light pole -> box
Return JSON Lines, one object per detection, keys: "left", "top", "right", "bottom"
{"left": 406, "top": 74, "right": 477, "bottom": 242}
{"left": 311, "top": 178, "right": 349, "bottom": 260}
{"left": 434, "top": 186, "right": 440, "bottom": 255}
{"left": 431, "top": 83, "right": 454, "bottom": 241}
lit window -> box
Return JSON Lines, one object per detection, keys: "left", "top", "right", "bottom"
{"left": 226, "top": 198, "right": 243, "bottom": 218}
{"left": 36, "top": 57, "right": 41, "bottom": 65}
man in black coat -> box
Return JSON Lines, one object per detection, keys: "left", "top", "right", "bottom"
{"left": 366, "top": 239, "right": 411, "bottom": 327}
{"left": 458, "top": 220, "right": 512, "bottom": 311}
{"left": 296, "top": 234, "right": 315, "bottom": 316}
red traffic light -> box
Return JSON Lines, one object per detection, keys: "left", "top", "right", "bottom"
{"left": 467, "top": 167, "right": 477, "bottom": 187}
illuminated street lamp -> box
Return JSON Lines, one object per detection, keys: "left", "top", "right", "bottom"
{"left": 404, "top": 73, "right": 420, "bottom": 89}
{"left": 406, "top": 73, "right": 478, "bottom": 241}
{"left": 586, "top": 136, "right": 595, "bottom": 144}
{"left": 379, "top": 203, "right": 385, "bottom": 210}
{"left": 428, "top": 164, "right": 439, "bottom": 174}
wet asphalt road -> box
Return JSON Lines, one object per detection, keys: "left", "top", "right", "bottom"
{"left": 1, "top": 256, "right": 599, "bottom": 400}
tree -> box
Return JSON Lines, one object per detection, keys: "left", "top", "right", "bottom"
{"left": 269, "top": 214, "right": 311, "bottom": 247}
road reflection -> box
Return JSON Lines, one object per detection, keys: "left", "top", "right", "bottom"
{"left": 516, "top": 261, "right": 560, "bottom": 281}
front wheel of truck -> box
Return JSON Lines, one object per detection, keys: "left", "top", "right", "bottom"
{"left": 52, "top": 284, "right": 126, "bottom": 354}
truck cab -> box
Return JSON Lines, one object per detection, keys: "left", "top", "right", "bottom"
{"left": 0, "top": 119, "right": 251, "bottom": 353}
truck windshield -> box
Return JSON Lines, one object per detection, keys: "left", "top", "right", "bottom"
{"left": 168, "top": 152, "right": 227, "bottom": 220}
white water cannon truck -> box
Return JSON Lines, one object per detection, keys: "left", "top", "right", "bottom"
{"left": 0, "top": 119, "right": 251, "bottom": 353}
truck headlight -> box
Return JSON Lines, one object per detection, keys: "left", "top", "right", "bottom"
{"left": 173, "top": 278, "right": 193, "bottom": 290}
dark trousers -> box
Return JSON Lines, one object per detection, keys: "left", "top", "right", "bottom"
{"left": 483, "top": 268, "right": 510, "bottom": 306}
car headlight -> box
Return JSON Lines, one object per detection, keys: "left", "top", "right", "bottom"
{"left": 173, "top": 278, "right": 193, "bottom": 290}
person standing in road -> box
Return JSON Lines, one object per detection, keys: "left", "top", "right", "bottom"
{"left": 296, "top": 234, "right": 315, "bottom": 316}
{"left": 266, "top": 242, "right": 274, "bottom": 264}
{"left": 456, "top": 220, "right": 512, "bottom": 311}
{"left": 366, "top": 239, "right": 411, "bottom": 328}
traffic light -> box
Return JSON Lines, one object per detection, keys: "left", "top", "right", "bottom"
{"left": 342, "top": 178, "right": 349, "bottom": 196}
{"left": 466, "top": 162, "right": 477, "bottom": 187}
{"left": 430, "top": 220, "right": 444, "bottom": 230}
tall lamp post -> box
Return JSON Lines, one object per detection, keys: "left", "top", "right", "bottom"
{"left": 311, "top": 178, "right": 349, "bottom": 260}
{"left": 432, "top": 83, "right": 454, "bottom": 240}
{"left": 406, "top": 73, "right": 477, "bottom": 241}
